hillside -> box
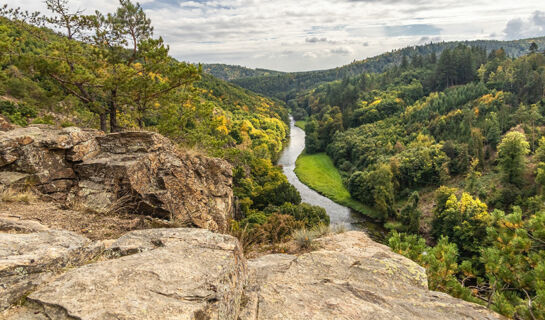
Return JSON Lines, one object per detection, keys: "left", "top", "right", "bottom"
{"left": 294, "top": 40, "right": 545, "bottom": 318}
{"left": 201, "top": 63, "right": 284, "bottom": 81}
{"left": 228, "top": 37, "right": 545, "bottom": 100}
{"left": 0, "top": 2, "right": 330, "bottom": 261}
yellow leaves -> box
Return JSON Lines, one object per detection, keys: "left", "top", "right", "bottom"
{"left": 214, "top": 115, "right": 230, "bottom": 135}
{"left": 370, "top": 99, "right": 382, "bottom": 107}
{"left": 477, "top": 91, "right": 504, "bottom": 107}
{"left": 216, "top": 125, "right": 229, "bottom": 135}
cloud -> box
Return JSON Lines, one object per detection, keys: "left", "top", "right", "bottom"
{"left": 504, "top": 10, "right": 545, "bottom": 40}
{"left": 5, "top": 0, "right": 544, "bottom": 72}
{"left": 418, "top": 36, "right": 441, "bottom": 44}
{"left": 306, "top": 37, "right": 328, "bottom": 43}
{"left": 330, "top": 46, "right": 354, "bottom": 55}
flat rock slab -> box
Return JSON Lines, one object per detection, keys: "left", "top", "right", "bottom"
{"left": 20, "top": 228, "right": 247, "bottom": 320}
{"left": 0, "top": 225, "right": 103, "bottom": 311}
{"left": 240, "top": 231, "right": 504, "bottom": 320}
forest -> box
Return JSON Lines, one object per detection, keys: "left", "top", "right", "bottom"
{"left": 0, "top": 0, "right": 328, "bottom": 253}
{"left": 290, "top": 41, "right": 545, "bottom": 318}
{"left": 215, "top": 37, "right": 545, "bottom": 102}
{"left": 3, "top": 1, "right": 545, "bottom": 318}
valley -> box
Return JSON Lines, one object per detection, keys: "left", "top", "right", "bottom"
{"left": 1, "top": 0, "right": 545, "bottom": 318}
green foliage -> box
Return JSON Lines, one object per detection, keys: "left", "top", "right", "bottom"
{"left": 481, "top": 208, "right": 545, "bottom": 318}
{"left": 432, "top": 189, "right": 491, "bottom": 258}
{"left": 0, "top": 100, "right": 36, "bottom": 126}
{"left": 498, "top": 131, "right": 530, "bottom": 186}
{"left": 348, "top": 163, "right": 395, "bottom": 220}
{"left": 389, "top": 232, "right": 478, "bottom": 302}
{"left": 231, "top": 38, "right": 545, "bottom": 100}
{"left": 399, "top": 191, "right": 421, "bottom": 234}
{"left": 263, "top": 203, "right": 329, "bottom": 228}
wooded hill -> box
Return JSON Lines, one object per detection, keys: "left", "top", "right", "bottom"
{"left": 292, "top": 41, "right": 545, "bottom": 319}
{"left": 204, "top": 37, "right": 545, "bottom": 101}
{"left": 202, "top": 63, "right": 284, "bottom": 81}
{"left": 0, "top": 0, "right": 329, "bottom": 255}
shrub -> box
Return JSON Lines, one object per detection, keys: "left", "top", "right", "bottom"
{"left": 256, "top": 214, "right": 304, "bottom": 244}
{"left": 263, "top": 203, "right": 329, "bottom": 228}
{"left": 0, "top": 100, "right": 37, "bottom": 126}
{"left": 292, "top": 228, "right": 318, "bottom": 249}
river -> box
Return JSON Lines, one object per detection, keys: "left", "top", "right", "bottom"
{"left": 278, "top": 117, "right": 385, "bottom": 241}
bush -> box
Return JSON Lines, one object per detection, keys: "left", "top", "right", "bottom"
{"left": 292, "top": 228, "right": 318, "bottom": 249}
{"left": 256, "top": 214, "right": 304, "bottom": 244}
{"left": 263, "top": 203, "right": 329, "bottom": 228}
{"left": 0, "top": 100, "right": 37, "bottom": 126}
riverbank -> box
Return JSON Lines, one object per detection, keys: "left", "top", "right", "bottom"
{"left": 295, "top": 120, "right": 307, "bottom": 130}
{"left": 294, "top": 152, "right": 382, "bottom": 221}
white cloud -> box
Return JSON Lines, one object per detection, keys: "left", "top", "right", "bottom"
{"left": 504, "top": 11, "right": 545, "bottom": 40}
{"left": 4, "top": 0, "right": 544, "bottom": 71}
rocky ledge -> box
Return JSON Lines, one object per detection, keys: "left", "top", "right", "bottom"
{"left": 1, "top": 217, "right": 504, "bottom": 320}
{"left": 0, "top": 125, "right": 234, "bottom": 232}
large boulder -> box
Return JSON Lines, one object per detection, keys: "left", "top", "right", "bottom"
{"left": 0, "top": 220, "right": 103, "bottom": 311}
{"left": 240, "top": 231, "right": 504, "bottom": 320}
{"left": 16, "top": 228, "right": 247, "bottom": 320}
{"left": 69, "top": 131, "right": 234, "bottom": 232}
{"left": 0, "top": 126, "right": 234, "bottom": 232}
{"left": 0, "top": 126, "right": 101, "bottom": 199}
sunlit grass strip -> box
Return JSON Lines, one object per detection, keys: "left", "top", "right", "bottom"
{"left": 295, "top": 120, "right": 307, "bottom": 130}
{"left": 294, "top": 152, "right": 381, "bottom": 220}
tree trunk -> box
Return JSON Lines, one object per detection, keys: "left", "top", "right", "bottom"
{"left": 99, "top": 113, "right": 107, "bottom": 132}
{"left": 109, "top": 89, "right": 119, "bottom": 132}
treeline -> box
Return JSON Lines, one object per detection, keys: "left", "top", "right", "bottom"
{"left": 0, "top": 0, "right": 328, "bottom": 251}
{"left": 229, "top": 38, "right": 545, "bottom": 101}
{"left": 294, "top": 43, "right": 545, "bottom": 318}
{"left": 202, "top": 63, "right": 283, "bottom": 81}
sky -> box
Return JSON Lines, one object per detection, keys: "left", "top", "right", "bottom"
{"left": 8, "top": 0, "right": 545, "bottom": 72}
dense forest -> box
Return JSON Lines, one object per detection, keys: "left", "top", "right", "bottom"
{"left": 202, "top": 63, "right": 284, "bottom": 81}
{"left": 292, "top": 41, "right": 545, "bottom": 318}
{"left": 0, "top": 0, "right": 329, "bottom": 251}
{"left": 218, "top": 38, "right": 545, "bottom": 102}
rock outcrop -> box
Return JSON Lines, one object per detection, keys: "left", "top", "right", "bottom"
{"left": 0, "top": 223, "right": 103, "bottom": 310}
{"left": 1, "top": 216, "right": 504, "bottom": 320}
{"left": 0, "top": 125, "right": 234, "bottom": 232}
{"left": 240, "top": 231, "right": 504, "bottom": 320}
{"left": 2, "top": 224, "right": 246, "bottom": 320}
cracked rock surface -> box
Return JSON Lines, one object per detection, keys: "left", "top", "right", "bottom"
{"left": 0, "top": 221, "right": 103, "bottom": 311}
{"left": 5, "top": 227, "right": 246, "bottom": 320}
{"left": 0, "top": 125, "right": 234, "bottom": 232}
{"left": 240, "top": 231, "right": 504, "bottom": 320}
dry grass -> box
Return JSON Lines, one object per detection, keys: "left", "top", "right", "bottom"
{"left": 0, "top": 188, "right": 37, "bottom": 204}
{"left": 0, "top": 200, "right": 182, "bottom": 240}
{"left": 329, "top": 224, "right": 347, "bottom": 234}
{"left": 292, "top": 228, "right": 319, "bottom": 249}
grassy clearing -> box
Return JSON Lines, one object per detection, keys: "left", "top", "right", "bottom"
{"left": 295, "top": 120, "right": 307, "bottom": 130}
{"left": 294, "top": 152, "right": 381, "bottom": 220}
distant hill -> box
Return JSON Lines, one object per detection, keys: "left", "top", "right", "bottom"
{"left": 227, "top": 37, "right": 545, "bottom": 100}
{"left": 201, "top": 63, "right": 284, "bottom": 81}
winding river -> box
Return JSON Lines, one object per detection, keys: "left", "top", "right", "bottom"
{"left": 278, "top": 117, "right": 385, "bottom": 241}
